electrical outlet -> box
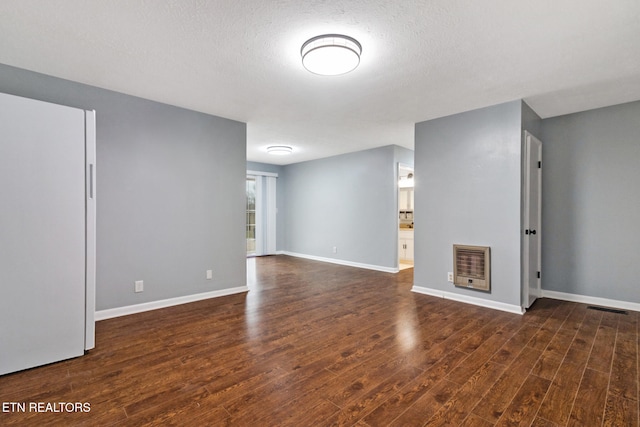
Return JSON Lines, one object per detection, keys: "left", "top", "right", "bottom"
{"left": 447, "top": 272, "right": 454, "bottom": 282}
{"left": 332, "top": 246, "right": 337, "bottom": 254}
{"left": 135, "top": 280, "right": 144, "bottom": 293}
{"left": 206, "top": 270, "right": 213, "bottom": 280}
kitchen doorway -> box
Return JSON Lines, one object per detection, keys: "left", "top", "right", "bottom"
{"left": 398, "top": 164, "right": 414, "bottom": 270}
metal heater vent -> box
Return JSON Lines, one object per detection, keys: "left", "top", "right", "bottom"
{"left": 454, "top": 245, "right": 490, "bottom": 292}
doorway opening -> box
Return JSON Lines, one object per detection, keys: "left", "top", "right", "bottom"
{"left": 398, "top": 164, "right": 414, "bottom": 270}
{"left": 246, "top": 176, "right": 256, "bottom": 256}
{"left": 246, "top": 171, "right": 278, "bottom": 257}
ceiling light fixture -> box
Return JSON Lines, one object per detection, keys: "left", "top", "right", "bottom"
{"left": 301, "top": 34, "right": 362, "bottom": 76}
{"left": 267, "top": 145, "right": 293, "bottom": 155}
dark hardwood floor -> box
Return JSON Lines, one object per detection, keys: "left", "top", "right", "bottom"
{"left": 1, "top": 255, "right": 638, "bottom": 426}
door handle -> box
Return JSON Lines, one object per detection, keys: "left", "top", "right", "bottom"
{"left": 89, "top": 164, "right": 94, "bottom": 199}
{"left": 530, "top": 229, "right": 536, "bottom": 235}
{"left": 525, "top": 229, "right": 537, "bottom": 235}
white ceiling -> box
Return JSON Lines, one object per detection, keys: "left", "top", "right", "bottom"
{"left": 1, "top": 1, "right": 639, "bottom": 165}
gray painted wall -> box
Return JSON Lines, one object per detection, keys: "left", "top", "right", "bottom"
{"left": 541, "top": 101, "right": 640, "bottom": 303}
{"left": 247, "top": 161, "right": 283, "bottom": 176}
{"left": 246, "top": 161, "right": 286, "bottom": 252}
{"left": 394, "top": 145, "right": 416, "bottom": 182}
{"left": 0, "top": 64, "right": 247, "bottom": 311}
{"left": 414, "top": 101, "right": 523, "bottom": 307}
{"left": 282, "top": 145, "right": 406, "bottom": 269}
{"left": 394, "top": 145, "right": 415, "bottom": 167}
{"left": 522, "top": 101, "right": 542, "bottom": 140}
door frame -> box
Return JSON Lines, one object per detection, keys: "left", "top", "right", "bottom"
{"left": 522, "top": 131, "right": 542, "bottom": 309}
{"left": 397, "top": 163, "right": 414, "bottom": 269}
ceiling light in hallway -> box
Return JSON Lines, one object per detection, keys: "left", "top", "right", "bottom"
{"left": 267, "top": 145, "right": 293, "bottom": 155}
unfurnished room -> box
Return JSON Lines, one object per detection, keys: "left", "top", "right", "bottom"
{"left": 1, "top": 1, "right": 639, "bottom": 426}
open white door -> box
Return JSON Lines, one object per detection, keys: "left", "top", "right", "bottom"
{"left": 523, "top": 131, "right": 542, "bottom": 309}
{"left": 0, "top": 93, "right": 95, "bottom": 375}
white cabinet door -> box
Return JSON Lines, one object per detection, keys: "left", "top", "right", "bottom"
{"left": 399, "top": 189, "right": 408, "bottom": 210}
{"left": 0, "top": 93, "right": 92, "bottom": 375}
{"left": 399, "top": 188, "right": 414, "bottom": 210}
{"left": 405, "top": 239, "right": 414, "bottom": 261}
{"left": 399, "top": 237, "right": 414, "bottom": 261}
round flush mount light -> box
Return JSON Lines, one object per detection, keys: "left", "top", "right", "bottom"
{"left": 301, "top": 34, "right": 362, "bottom": 76}
{"left": 267, "top": 145, "right": 293, "bottom": 155}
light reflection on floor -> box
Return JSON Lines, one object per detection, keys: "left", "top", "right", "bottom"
{"left": 247, "top": 256, "right": 257, "bottom": 287}
{"left": 244, "top": 257, "right": 261, "bottom": 338}
{"left": 245, "top": 255, "right": 421, "bottom": 352}
{"left": 395, "top": 297, "right": 420, "bottom": 352}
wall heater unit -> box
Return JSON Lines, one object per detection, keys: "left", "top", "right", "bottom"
{"left": 453, "top": 245, "right": 490, "bottom": 292}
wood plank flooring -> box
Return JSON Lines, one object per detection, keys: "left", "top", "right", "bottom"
{"left": 1, "top": 255, "right": 638, "bottom": 426}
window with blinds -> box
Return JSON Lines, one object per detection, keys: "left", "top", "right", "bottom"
{"left": 453, "top": 245, "right": 490, "bottom": 292}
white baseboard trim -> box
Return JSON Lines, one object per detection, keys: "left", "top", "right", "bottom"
{"left": 95, "top": 286, "right": 249, "bottom": 321}
{"left": 542, "top": 290, "right": 640, "bottom": 313}
{"left": 411, "top": 285, "right": 525, "bottom": 315}
{"left": 281, "top": 251, "right": 399, "bottom": 273}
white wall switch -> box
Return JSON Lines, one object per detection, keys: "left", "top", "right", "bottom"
{"left": 206, "top": 270, "right": 213, "bottom": 280}
{"left": 332, "top": 246, "right": 337, "bottom": 254}
{"left": 135, "top": 280, "right": 144, "bottom": 293}
{"left": 447, "top": 272, "right": 454, "bottom": 282}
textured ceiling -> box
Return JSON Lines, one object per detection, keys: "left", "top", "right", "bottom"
{"left": 1, "top": 0, "right": 639, "bottom": 165}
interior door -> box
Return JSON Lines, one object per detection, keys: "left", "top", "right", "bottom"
{"left": 523, "top": 131, "right": 542, "bottom": 309}
{"left": 0, "top": 93, "right": 88, "bottom": 375}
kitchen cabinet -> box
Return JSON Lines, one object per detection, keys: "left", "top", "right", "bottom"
{"left": 399, "top": 230, "right": 414, "bottom": 261}
{"left": 399, "top": 188, "right": 414, "bottom": 210}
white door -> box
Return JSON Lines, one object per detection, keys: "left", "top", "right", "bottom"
{"left": 0, "top": 93, "right": 89, "bottom": 375}
{"left": 523, "top": 131, "right": 542, "bottom": 309}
